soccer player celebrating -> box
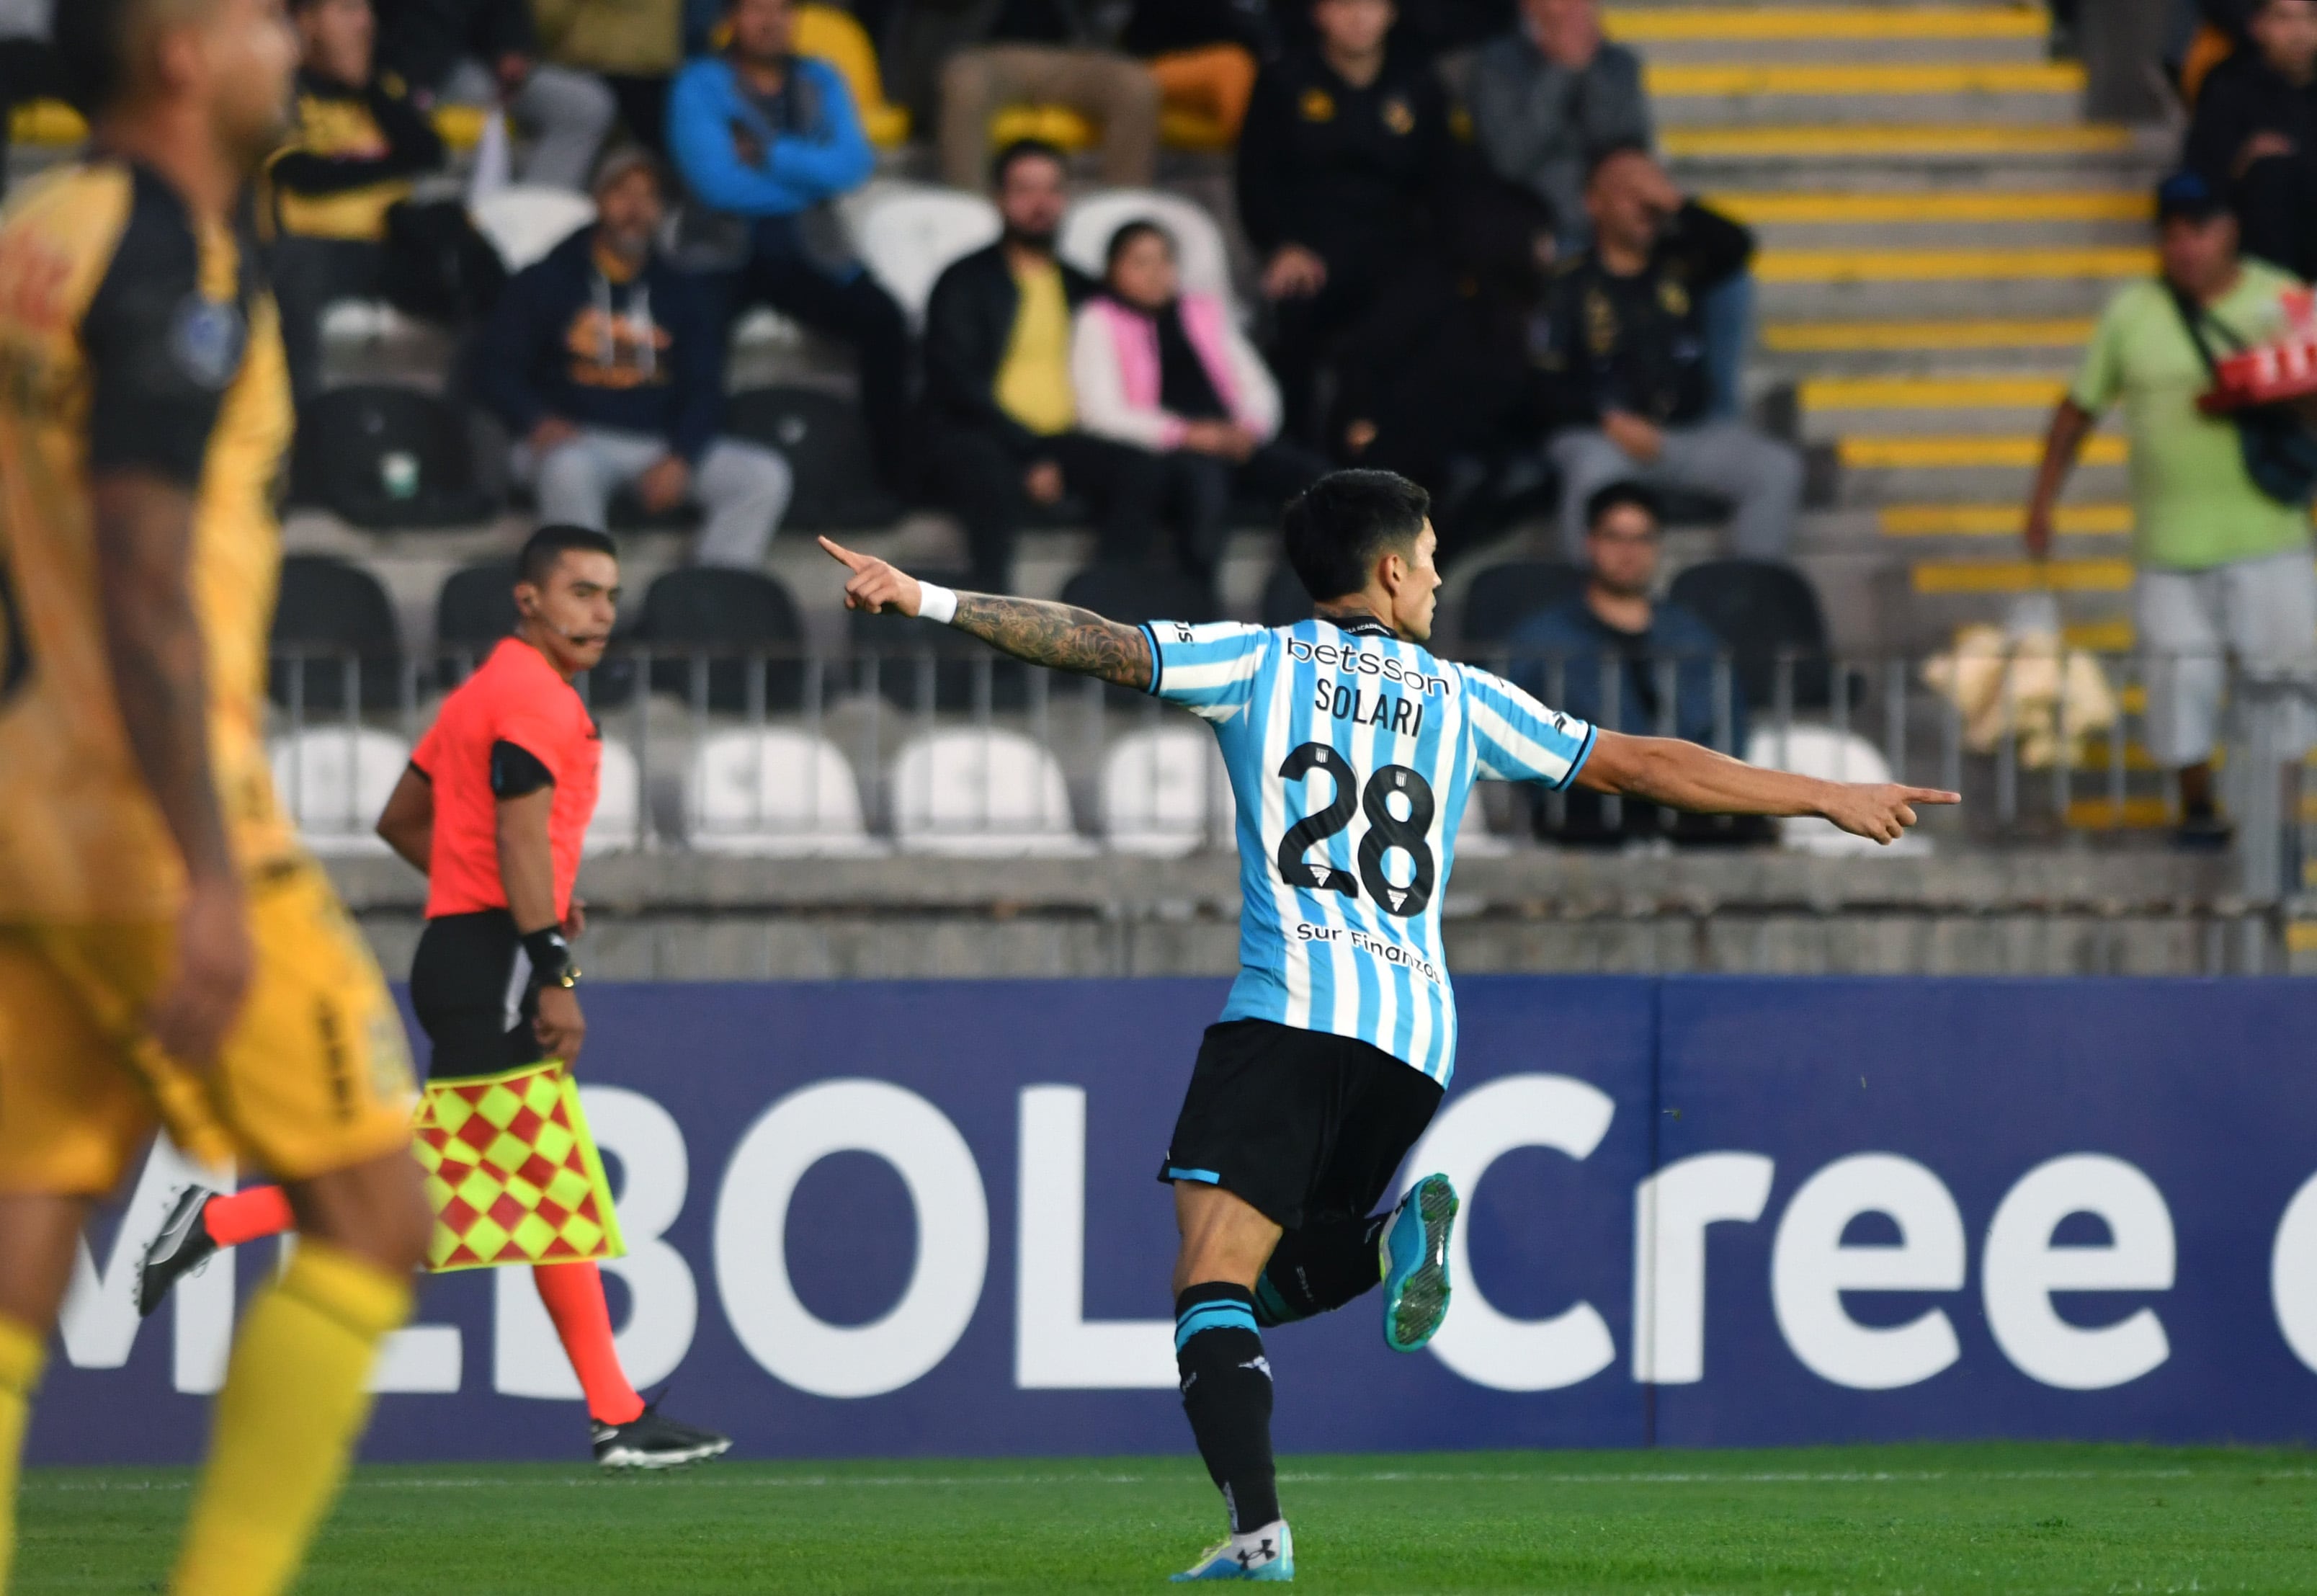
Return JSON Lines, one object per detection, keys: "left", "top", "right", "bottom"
{"left": 138, "top": 527, "right": 731, "bottom": 1471}
{"left": 820, "top": 471, "right": 1954, "bottom": 1582}
{"left": 0, "top": 1, "right": 434, "bottom": 1590}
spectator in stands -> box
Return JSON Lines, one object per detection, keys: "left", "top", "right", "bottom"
{"left": 269, "top": 0, "right": 449, "bottom": 407}
{"left": 1331, "top": 174, "right": 1555, "bottom": 557}
{"left": 1469, "top": 0, "right": 1650, "bottom": 253}
{"left": 923, "top": 140, "right": 1161, "bottom": 592}
{"left": 2184, "top": 0, "right": 2317, "bottom": 280}
{"left": 475, "top": 150, "right": 793, "bottom": 568}
{"left": 1071, "top": 220, "right": 1328, "bottom": 600}
{"left": 668, "top": 0, "right": 914, "bottom": 494}
{"left": 2024, "top": 170, "right": 2317, "bottom": 847}
{"left": 887, "top": 0, "right": 1161, "bottom": 192}
{"left": 374, "top": 0, "right": 615, "bottom": 190}
{"left": 532, "top": 0, "right": 683, "bottom": 154}
{"left": 1505, "top": 481, "right": 1759, "bottom": 845}
{"left": 1535, "top": 147, "right": 1800, "bottom": 561}
{"left": 1237, "top": 0, "right": 1453, "bottom": 442}
{"left": 1122, "top": 0, "right": 1272, "bottom": 148}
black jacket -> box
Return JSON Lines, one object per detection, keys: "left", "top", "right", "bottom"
{"left": 2185, "top": 48, "right": 2317, "bottom": 183}
{"left": 268, "top": 68, "right": 446, "bottom": 224}
{"left": 1122, "top": 0, "right": 1274, "bottom": 58}
{"left": 922, "top": 241, "right": 1097, "bottom": 454}
{"left": 472, "top": 229, "right": 726, "bottom": 462}
{"left": 373, "top": 0, "right": 537, "bottom": 97}
{"left": 1235, "top": 46, "right": 1451, "bottom": 266}
{"left": 1532, "top": 200, "right": 1753, "bottom": 428}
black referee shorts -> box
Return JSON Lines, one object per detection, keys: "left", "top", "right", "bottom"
{"left": 409, "top": 909, "right": 549, "bottom": 1079}
{"left": 1157, "top": 1018, "right": 1445, "bottom": 1232}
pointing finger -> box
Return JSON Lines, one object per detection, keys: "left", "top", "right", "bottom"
{"left": 818, "top": 535, "right": 870, "bottom": 572}
{"left": 1903, "top": 787, "right": 1962, "bottom": 806}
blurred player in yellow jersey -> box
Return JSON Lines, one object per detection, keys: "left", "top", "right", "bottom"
{"left": 0, "top": 0, "right": 432, "bottom": 1591}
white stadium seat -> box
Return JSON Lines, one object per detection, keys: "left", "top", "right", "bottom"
{"left": 270, "top": 727, "right": 408, "bottom": 856}
{"left": 586, "top": 737, "right": 646, "bottom": 855}
{"left": 1102, "top": 727, "right": 1233, "bottom": 857}
{"left": 839, "top": 181, "right": 1002, "bottom": 328}
{"left": 1059, "top": 190, "right": 1240, "bottom": 323}
{"left": 1744, "top": 724, "right": 1929, "bottom": 857}
{"left": 685, "top": 728, "right": 883, "bottom": 857}
{"left": 470, "top": 184, "right": 597, "bottom": 274}
{"left": 890, "top": 729, "right": 1094, "bottom": 857}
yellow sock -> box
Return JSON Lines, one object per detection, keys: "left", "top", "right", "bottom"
{"left": 0, "top": 1313, "right": 46, "bottom": 1593}
{"left": 171, "top": 1241, "right": 411, "bottom": 1596}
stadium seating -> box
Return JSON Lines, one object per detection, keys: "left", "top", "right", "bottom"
{"left": 683, "top": 728, "right": 883, "bottom": 856}
{"left": 1455, "top": 561, "right": 1586, "bottom": 655}
{"left": 470, "top": 184, "right": 596, "bottom": 273}
{"left": 586, "top": 737, "right": 647, "bottom": 854}
{"left": 291, "top": 385, "right": 496, "bottom": 530}
{"left": 836, "top": 181, "right": 1001, "bottom": 329}
{"left": 434, "top": 560, "right": 519, "bottom": 687}
{"left": 1744, "top": 724, "right": 1927, "bottom": 857}
{"left": 1261, "top": 563, "right": 1316, "bottom": 630}
{"left": 1667, "top": 559, "right": 1833, "bottom": 712}
{"left": 637, "top": 568, "right": 808, "bottom": 713}
{"left": 270, "top": 726, "right": 408, "bottom": 855}
{"left": 890, "top": 728, "right": 1093, "bottom": 857}
{"left": 1101, "top": 726, "right": 1233, "bottom": 857}
{"left": 1058, "top": 190, "right": 1241, "bottom": 322}
{"left": 795, "top": 4, "right": 911, "bottom": 147}
{"left": 269, "top": 555, "right": 406, "bottom": 714}
{"left": 847, "top": 570, "right": 1035, "bottom": 712}
{"left": 1059, "top": 566, "right": 1220, "bottom": 628}
{"left": 724, "top": 385, "right": 894, "bottom": 530}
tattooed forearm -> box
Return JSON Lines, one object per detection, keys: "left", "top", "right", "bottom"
{"left": 951, "top": 594, "right": 1154, "bottom": 689}
{"left": 93, "top": 474, "right": 236, "bottom": 886}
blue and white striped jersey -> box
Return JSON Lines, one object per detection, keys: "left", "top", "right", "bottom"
{"left": 1141, "top": 615, "right": 1597, "bottom": 1084}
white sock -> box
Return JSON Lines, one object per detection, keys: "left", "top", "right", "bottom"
{"left": 1229, "top": 1520, "right": 1290, "bottom": 1568}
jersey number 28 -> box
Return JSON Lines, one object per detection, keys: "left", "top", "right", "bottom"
{"left": 1273, "top": 741, "right": 1437, "bottom": 917}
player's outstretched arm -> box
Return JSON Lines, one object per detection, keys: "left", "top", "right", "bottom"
{"left": 820, "top": 536, "right": 1154, "bottom": 690}
{"left": 1576, "top": 729, "right": 1958, "bottom": 845}
{"left": 91, "top": 473, "right": 251, "bottom": 1063}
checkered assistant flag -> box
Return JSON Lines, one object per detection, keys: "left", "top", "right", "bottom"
{"left": 413, "top": 1061, "right": 626, "bottom": 1272}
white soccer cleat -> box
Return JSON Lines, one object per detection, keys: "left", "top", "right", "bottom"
{"left": 1171, "top": 1520, "right": 1293, "bottom": 1582}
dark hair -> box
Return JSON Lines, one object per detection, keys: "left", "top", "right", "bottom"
{"left": 1282, "top": 471, "right": 1431, "bottom": 602}
{"left": 1584, "top": 480, "right": 1661, "bottom": 532}
{"left": 53, "top": 0, "right": 144, "bottom": 116}
{"left": 1585, "top": 139, "right": 1653, "bottom": 186}
{"left": 991, "top": 138, "right": 1067, "bottom": 188}
{"left": 1104, "top": 218, "right": 1172, "bottom": 270}
{"left": 518, "top": 525, "right": 619, "bottom": 587}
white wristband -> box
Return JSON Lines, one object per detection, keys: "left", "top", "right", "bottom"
{"left": 916, "top": 581, "right": 959, "bottom": 625}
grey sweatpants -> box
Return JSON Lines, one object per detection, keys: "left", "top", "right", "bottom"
{"left": 441, "top": 58, "right": 616, "bottom": 192}
{"left": 1549, "top": 419, "right": 1804, "bottom": 561}
{"left": 2135, "top": 545, "right": 2317, "bottom": 769}
{"left": 518, "top": 429, "right": 793, "bottom": 569}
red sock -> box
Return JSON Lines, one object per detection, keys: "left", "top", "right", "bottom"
{"left": 202, "top": 1185, "right": 296, "bottom": 1248}
{"left": 532, "top": 1262, "right": 645, "bottom": 1425}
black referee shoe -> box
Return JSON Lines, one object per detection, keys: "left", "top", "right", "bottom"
{"left": 592, "top": 1400, "right": 732, "bottom": 1470}
{"left": 136, "top": 1186, "right": 220, "bottom": 1319}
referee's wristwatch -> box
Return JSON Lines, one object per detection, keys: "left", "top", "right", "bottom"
{"left": 523, "top": 927, "right": 581, "bottom": 989}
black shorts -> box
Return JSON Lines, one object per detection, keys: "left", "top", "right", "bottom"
{"left": 1158, "top": 1018, "right": 1445, "bottom": 1232}
{"left": 409, "top": 910, "right": 548, "bottom": 1079}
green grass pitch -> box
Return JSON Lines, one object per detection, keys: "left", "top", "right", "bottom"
{"left": 19, "top": 1443, "right": 2317, "bottom": 1593}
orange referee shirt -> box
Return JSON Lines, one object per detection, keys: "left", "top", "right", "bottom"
{"left": 411, "top": 637, "right": 601, "bottom": 920}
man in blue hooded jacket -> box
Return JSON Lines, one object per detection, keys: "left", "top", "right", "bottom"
{"left": 668, "top": 0, "right": 914, "bottom": 491}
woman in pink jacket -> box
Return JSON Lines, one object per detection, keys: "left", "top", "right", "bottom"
{"left": 1070, "top": 220, "right": 1329, "bottom": 601}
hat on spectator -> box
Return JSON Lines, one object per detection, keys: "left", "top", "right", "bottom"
{"left": 2155, "top": 169, "right": 2230, "bottom": 223}
{"left": 591, "top": 146, "right": 666, "bottom": 198}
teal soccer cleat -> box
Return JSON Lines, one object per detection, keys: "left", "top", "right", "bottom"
{"left": 1171, "top": 1523, "right": 1293, "bottom": 1582}
{"left": 1380, "top": 1173, "right": 1459, "bottom": 1353}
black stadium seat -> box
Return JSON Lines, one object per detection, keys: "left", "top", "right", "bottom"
{"left": 432, "top": 560, "right": 517, "bottom": 689}
{"left": 637, "top": 567, "right": 807, "bottom": 713}
{"left": 1260, "top": 563, "right": 1314, "bottom": 630}
{"left": 846, "top": 568, "right": 1018, "bottom": 711}
{"left": 1666, "top": 558, "right": 1832, "bottom": 710}
{"left": 291, "top": 385, "right": 497, "bottom": 530}
{"left": 725, "top": 385, "right": 898, "bottom": 531}
{"left": 269, "top": 554, "right": 404, "bottom": 713}
{"left": 1058, "top": 565, "right": 1220, "bottom": 629}
{"left": 1455, "top": 560, "right": 1584, "bottom": 655}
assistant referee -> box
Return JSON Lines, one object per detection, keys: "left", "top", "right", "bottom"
{"left": 140, "top": 526, "right": 728, "bottom": 1469}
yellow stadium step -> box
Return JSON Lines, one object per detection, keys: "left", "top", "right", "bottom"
{"left": 1763, "top": 318, "right": 2096, "bottom": 352}
{"left": 1841, "top": 434, "right": 2125, "bottom": 469}
{"left": 1880, "top": 503, "right": 2133, "bottom": 538}
{"left": 2067, "top": 618, "right": 2138, "bottom": 651}
{"left": 1911, "top": 558, "right": 2136, "bottom": 594}
{"left": 1649, "top": 62, "right": 2083, "bottom": 97}
{"left": 1664, "top": 124, "right": 2134, "bottom": 159}
{"left": 1758, "top": 246, "right": 2153, "bottom": 283}
{"left": 1607, "top": 6, "right": 2048, "bottom": 41}
{"left": 2067, "top": 797, "right": 2172, "bottom": 829}
{"left": 1709, "top": 191, "right": 2151, "bottom": 226}
{"left": 1803, "top": 375, "right": 2068, "bottom": 410}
